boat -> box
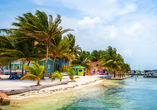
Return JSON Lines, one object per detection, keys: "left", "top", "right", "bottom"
{"left": 0, "top": 93, "right": 11, "bottom": 105}
{"left": 100, "top": 76, "right": 111, "bottom": 79}
{"left": 143, "top": 70, "right": 157, "bottom": 78}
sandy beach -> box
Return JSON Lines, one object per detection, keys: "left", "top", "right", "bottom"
{"left": 0, "top": 75, "right": 104, "bottom": 101}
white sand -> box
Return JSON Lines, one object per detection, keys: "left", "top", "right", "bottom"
{"left": 0, "top": 75, "right": 104, "bottom": 100}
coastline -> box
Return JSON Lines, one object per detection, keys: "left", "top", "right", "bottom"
{"left": 7, "top": 75, "right": 104, "bottom": 100}
{"left": 1, "top": 76, "right": 133, "bottom": 110}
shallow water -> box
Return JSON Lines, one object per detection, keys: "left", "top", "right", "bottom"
{"left": 1, "top": 76, "right": 157, "bottom": 110}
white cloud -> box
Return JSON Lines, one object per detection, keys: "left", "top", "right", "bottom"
{"left": 122, "top": 49, "right": 134, "bottom": 57}
{"left": 2, "top": 0, "right": 157, "bottom": 70}
{"left": 31, "top": 0, "right": 137, "bottom": 21}
{"left": 77, "top": 16, "right": 101, "bottom": 30}
{"left": 61, "top": 16, "right": 79, "bottom": 35}
{"left": 57, "top": 0, "right": 137, "bottom": 21}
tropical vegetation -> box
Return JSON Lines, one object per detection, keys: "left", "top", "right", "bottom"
{"left": 20, "top": 62, "right": 44, "bottom": 86}
{"left": 51, "top": 71, "right": 63, "bottom": 82}
{"left": 0, "top": 10, "right": 131, "bottom": 80}
{"left": 66, "top": 67, "right": 75, "bottom": 82}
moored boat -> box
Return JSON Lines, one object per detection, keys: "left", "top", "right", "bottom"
{"left": 0, "top": 93, "right": 11, "bottom": 105}
{"left": 143, "top": 70, "right": 157, "bottom": 78}
{"left": 100, "top": 76, "right": 111, "bottom": 79}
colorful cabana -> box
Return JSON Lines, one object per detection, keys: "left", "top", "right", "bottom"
{"left": 71, "top": 65, "right": 85, "bottom": 76}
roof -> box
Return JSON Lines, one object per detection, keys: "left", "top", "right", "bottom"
{"left": 71, "top": 65, "right": 85, "bottom": 69}
{"left": 40, "top": 58, "right": 53, "bottom": 62}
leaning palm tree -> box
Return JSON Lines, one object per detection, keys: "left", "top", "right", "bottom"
{"left": 0, "top": 34, "right": 44, "bottom": 76}
{"left": 20, "top": 62, "right": 44, "bottom": 86}
{"left": 0, "top": 35, "right": 17, "bottom": 75}
{"left": 12, "top": 10, "right": 72, "bottom": 76}
{"left": 49, "top": 36, "right": 73, "bottom": 76}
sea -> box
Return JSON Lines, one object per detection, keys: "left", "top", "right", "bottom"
{"left": 1, "top": 76, "right": 157, "bottom": 110}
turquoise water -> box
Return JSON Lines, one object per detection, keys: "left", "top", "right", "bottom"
{"left": 58, "top": 76, "right": 157, "bottom": 110}
{"left": 1, "top": 76, "right": 157, "bottom": 110}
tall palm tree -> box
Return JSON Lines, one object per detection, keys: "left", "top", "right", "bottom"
{"left": 72, "top": 51, "right": 91, "bottom": 69}
{"left": 12, "top": 10, "right": 72, "bottom": 76}
{"left": 49, "top": 36, "right": 73, "bottom": 76}
{"left": 20, "top": 62, "right": 44, "bottom": 86}
{"left": 0, "top": 35, "right": 16, "bottom": 75}
{"left": 99, "top": 46, "right": 121, "bottom": 77}
{"left": 0, "top": 34, "right": 44, "bottom": 76}
{"left": 67, "top": 33, "right": 81, "bottom": 67}
{"left": 90, "top": 50, "right": 99, "bottom": 61}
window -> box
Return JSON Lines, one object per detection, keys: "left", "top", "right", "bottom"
{"left": 48, "top": 64, "right": 50, "bottom": 69}
{"left": 92, "top": 64, "right": 94, "bottom": 67}
{"left": 96, "top": 64, "right": 98, "bottom": 66}
{"left": 79, "top": 69, "right": 82, "bottom": 72}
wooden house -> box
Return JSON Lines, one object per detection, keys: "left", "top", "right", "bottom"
{"left": 71, "top": 65, "right": 85, "bottom": 76}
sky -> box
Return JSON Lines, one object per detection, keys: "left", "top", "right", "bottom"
{"left": 1, "top": 0, "right": 157, "bottom": 70}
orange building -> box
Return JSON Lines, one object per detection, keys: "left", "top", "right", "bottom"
{"left": 86, "top": 62, "right": 107, "bottom": 75}
{"left": 87, "top": 62, "right": 100, "bottom": 68}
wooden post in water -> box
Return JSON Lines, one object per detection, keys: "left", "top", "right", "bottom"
{"left": 135, "top": 75, "right": 137, "bottom": 80}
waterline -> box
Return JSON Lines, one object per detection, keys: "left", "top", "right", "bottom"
{"left": 1, "top": 76, "right": 157, "bottom": 110}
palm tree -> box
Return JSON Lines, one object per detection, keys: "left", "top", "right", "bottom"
{"left": 12, "top": 10, "right": 72, "bottom": 77}
{"left": 20, "top": 62, "right": 44, "bottom": 86}
{"left": 51, "top": 71, "right": 63, "bottom": 82}
{"left": 72, "top": 51, "right": 91, "bottom": 69}
{"left": 67, "top": 34, "right": 81, "bottom": 57}
{"left": 66, "top": 34, "right": 81, "bottom": 68}
{"left": 99, "top": 46, "right": 121, "bottom": 77}
{"left": 0, "top": 35, "right": 16, "bottom": 75}
{"left": 0, "top": 34, "right": 44, "bottom": 76}
{"left": 66, "top": 67, "right": 75, "bottom": 82}
{"left": 49, "top": 36, "right": 73, "bottom": 76}
{"left": 90, "top": 50, "right": 99, "bottom": 61}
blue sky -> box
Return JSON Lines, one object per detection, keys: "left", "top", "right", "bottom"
{"left": 1, "top": 0, "right": 157, "bottom": 70}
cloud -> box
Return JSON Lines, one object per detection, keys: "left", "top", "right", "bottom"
{"left": 2, "top": 0, "right": 157, "bottom": 70}
{"left": 55, "top": 0, "right": 137, "bottom": 21}
{"left": 30, "top": 0, "right": 137, "bottom": 21}
{"left": 61, "top": 16, "right": 79, "bottom": 35}
{"left": 122, "top": 49, "right": 134, "bottom": 57}
{"left": 77, "top": 16, "right": 101, "bottom": 30}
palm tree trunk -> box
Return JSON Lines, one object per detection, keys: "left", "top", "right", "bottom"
{"left": 64, "top": 59, "right": 66, "bottom": 72}
{"left": 37, "top": 78, "right": 40, "bottom": 86}
{"left": 114, "top": 71, "right": 116, "bottom": 78}
{"left": 44, "top": 44, "right": 49, "bottom": 79}
{"left": 50, "top": 56, "right": 56, "bottom": 77}
{"left": 122, "top": 72, "right": 124, "bottom": 79}
{"left": 9, "top": 63, "right": 11, "bottom": 75}
{"left": 22, "top": 61, "right": 25, "bottom": 76}
{"left": 111, "top": 65, "right": 113, "bottom": 77}
{"left": 67, "top": 59, "right": 70, "bottom": 68}
{"left": 28, "top": 61, "right": 30, "bottom": 66}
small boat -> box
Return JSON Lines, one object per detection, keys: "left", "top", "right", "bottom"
{"left": 0, "top": 93, "right": 11, "bottom": 105}
{"left": 143, "top": 71, "right": 157, "bottom": 78}
{"left": 100, "top": 76, "right": 111, "bottom": 79}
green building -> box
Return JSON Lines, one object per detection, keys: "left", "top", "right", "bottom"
{"left": 71, "top": 65, "right": 85, "bottom": 76}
